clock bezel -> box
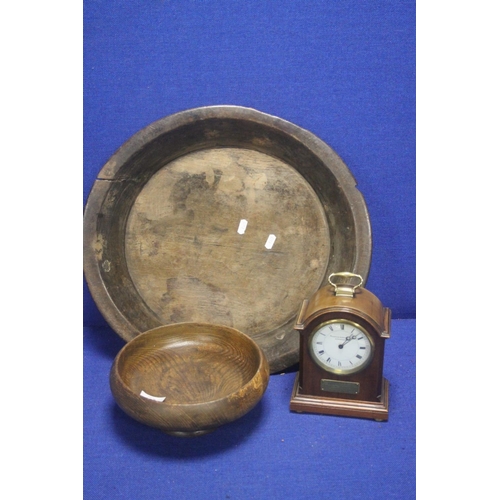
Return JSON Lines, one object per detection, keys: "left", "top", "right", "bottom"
{"left": 308, "top": 318, "right": 374, "bottom": 375}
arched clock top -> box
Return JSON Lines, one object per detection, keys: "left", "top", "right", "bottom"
{"left": 294, "top": 285, "right": 390, "bottom": 339}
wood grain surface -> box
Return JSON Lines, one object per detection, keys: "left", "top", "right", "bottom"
{"left": 83, "top": 106, "right": 372, "bottom": 372}
{"left": 110, "top": 323, "right": 270, "bottom": 436}
{"left": 125, "top": 148, "right": 329, "bottom": 337}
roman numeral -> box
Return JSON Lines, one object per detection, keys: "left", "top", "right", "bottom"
{"left": 329, "top": 325, "right": 333, "bottom": 331}
{"left": 316, "top": 341, "right": 323, "bottom": 345}
{"left": 340, "top": 324, "right": 344, "bottom": 330}
{"left": 327, "top": 357, "right": 331, "bottom": 363}
{"left": 356, "top": 354, "right": 362, "bottom": 359}
{"left": 318, "top": 350, "right": 325, "bottom": 355}
{"left": 360, "top": 346, "right": 366, "bottom": 350}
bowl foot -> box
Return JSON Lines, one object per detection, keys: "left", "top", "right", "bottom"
{"left": 164, "top": 429, "right": 215, "bottom": 438}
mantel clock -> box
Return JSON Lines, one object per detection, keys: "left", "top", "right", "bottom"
{"left": 290, "top": 272, "right": 391, "bottom": 420}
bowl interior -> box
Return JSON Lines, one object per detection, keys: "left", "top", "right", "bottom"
{"left": 124, "top": 147, "right": 330, "bottom": 340}
{"left": 116, "top": 325, "right": 262, "bottom": 405}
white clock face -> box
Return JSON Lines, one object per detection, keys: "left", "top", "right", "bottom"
{"left": 309, "top": 320, "right": 373, "bottom": 374}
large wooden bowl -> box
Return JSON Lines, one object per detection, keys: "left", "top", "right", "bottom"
{"left": 109, "top": 323, "right": 270, "bottom": 437}
{"left": 84, "top": 105, "right": 372, "bottom": 372}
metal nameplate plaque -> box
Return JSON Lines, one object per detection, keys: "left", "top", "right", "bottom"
{"left": 321, "top": 379, "right": 360, "bottom": 395}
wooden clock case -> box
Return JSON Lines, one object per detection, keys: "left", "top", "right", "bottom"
{"left": 290, "top": 282, "right": 391, "bottom": 420}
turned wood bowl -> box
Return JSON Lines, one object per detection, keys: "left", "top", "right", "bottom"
{"left": 84, "top": 105, "right": 372, "bottom": 373}
{"left": 109, "top": 323, "right": 270, "bottom": 437}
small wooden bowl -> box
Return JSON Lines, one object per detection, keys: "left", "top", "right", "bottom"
{"left": 109, "top": 323, "right": 270, "bottom": 437}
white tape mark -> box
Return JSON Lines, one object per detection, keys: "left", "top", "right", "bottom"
{"left": 265, "top": 234, "right": 276, "bottom": 249}
{"left": 237, "top": 219, "right": 248, "bottom": 235}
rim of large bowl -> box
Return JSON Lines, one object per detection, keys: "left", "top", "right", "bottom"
{"left": 85, "top": 105, "right": 372, "bottom": 374}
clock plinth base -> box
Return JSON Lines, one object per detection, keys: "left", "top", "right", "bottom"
{"left": 290, "top": 373, "right": 389, "bottom": 421}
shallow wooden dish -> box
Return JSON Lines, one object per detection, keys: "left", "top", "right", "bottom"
{"left": 109, "top": 323, "right": 269, "bottom": 436}
{"left": 84, "top": 106, "right": 371, "bottom": 372}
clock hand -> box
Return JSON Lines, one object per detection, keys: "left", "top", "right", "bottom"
{"left": 338, "top": 333, "right": 356, "bottom": 349}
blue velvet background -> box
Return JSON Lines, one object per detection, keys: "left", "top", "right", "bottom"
{"left": 84, "top": 0, "right": 415, "bottom": 321}
{"left": 84, "top": 1, "right": 415, "bottom": 498}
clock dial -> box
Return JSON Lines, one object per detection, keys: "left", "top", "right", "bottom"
{"left": 309, "top": 320, "right": 373, "bottom": 374}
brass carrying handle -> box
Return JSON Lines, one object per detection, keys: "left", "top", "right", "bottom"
{"left": 328, "top": 272, "right": 363, "bottom": 296}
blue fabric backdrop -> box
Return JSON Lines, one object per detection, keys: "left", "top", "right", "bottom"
{"left": 84, "top": 0, "right": 415, "bottom": 322}
{"left": 84, "top": 1, "right": 415, "bottom": 498}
